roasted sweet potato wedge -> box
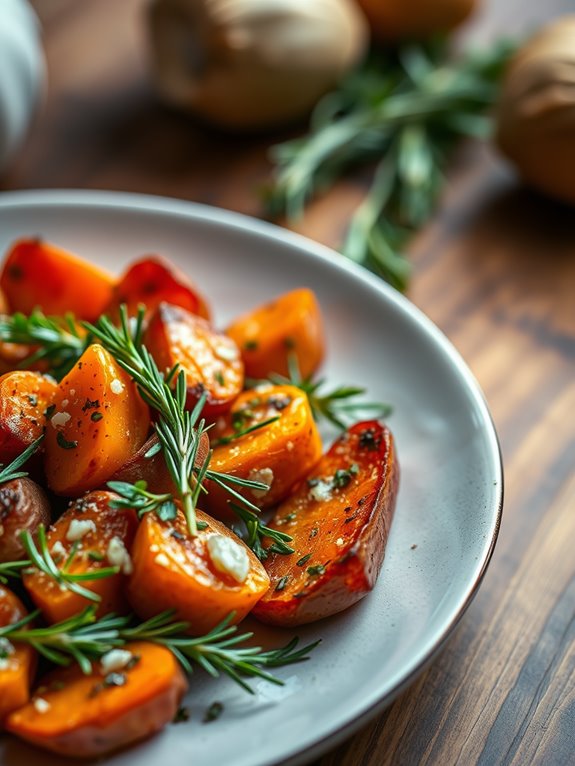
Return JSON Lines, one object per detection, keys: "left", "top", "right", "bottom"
{"left": 253, "top": 420, "right": 399, "bottom": 626}
{"left": 226, "top": 288, "right": 325, "bottom": 380}
{"left": 0, "top": 239, "right": 115, "bottom": 321}
{"left": 0, "top": 585, "right": 36, "bottom": 724}
{"left": 205, "top": 384, "right": 322, "bottom": 518}
{"left": 44, "top": 344, "right": 150, "bottom": 496}
{"left": 6, "top": 640, "right": 187, "bottom": 757}
{"left": 145, "top": 302, "right": 244, "bottom": 419}
{"left": 127, "top": 508, "right": 269, "bottom": 635}
{"left": 0, "top": 478, "right": 51, "bottom": 563}
{"left": 106, "top": 255, "right": 211, "bottom": 322}
{"left": 22, "top": 491, "right": 138, "bottom": 623}
{"left": 0, "top": 371, "right": 58, "bottom": 463}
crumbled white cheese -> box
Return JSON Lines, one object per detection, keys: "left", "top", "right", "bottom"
{"left": 110, "top": 379, "right": 124, "bottom": 395}
{"left": 66, "top": 518, "right": 97, "bottom": 542}
{"left": 33, "top": 698, "right": 51, "bottom": 714}
{"left": 206, "top": 534, "right": 250, "bottom": 584}
{"left": 0, "top": 637, "right": 15, "bottom": 669}
{"left": 60, "top": 399, "right": 69, "bottom": 408}
{"left": 215, "top": 344, "right": 239, "bottom": 362}
{"left": 51, "top": 540, "right": 68, "bottom": 559}
{"left": 100, "top": 649, "right": 133, "bottom": 675}
{"left": 51, "top": 411, "right": 71, "bottom": 429}
{"left": 106, "top": 536, "right": 132, "bottom": 575}
{"left": 248, "top": 467, "right": 274, "bottom": 499}
{"left": 154, "top": 552, "right": 170, "bottom": 568}
{"left": 336, "top": 537, "right": 344, "bottom": 546}
{"left": 309, "top": 480, "right": 333, "bottom": 503}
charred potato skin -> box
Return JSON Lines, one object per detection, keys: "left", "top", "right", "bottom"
{"left": 0, "top": 478, "right": 51, "bottom": 562}
{"left": 253, "top": 421, "right": 400, "bottom": 627}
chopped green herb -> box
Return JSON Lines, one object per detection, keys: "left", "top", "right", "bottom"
{"left": 309, "top": 528, "right": 318, "bottom": 539}
{"left": 26, "top": 394, "right": 38, "bottom": 407}
{"left": 82, "top": 398, "right": 100, "bottom": 412}
{"left": 307, "top": 564, "right": 326, "bottom": 577}
{"left": 174, "top": 706, "right": 190, "bottom": 723}
{"left": 87, "top": 551, "right": 105, "bottom": 562}
{"left": 244, "top": 340, "right": 258, "bottom": 351}
{"left": 275, "top": 576, "right": 289, "bottom": 592}
{"left": 214, "top": 371, "right": 225, "bottom": 386}
{"left": 103, "top": 672, "right": 127, "bottom": 688}
{"left": 203, "top": 701, "right": 224, "bottom": 723}
{"left": 296, "top": 554, "right": 312, "bottom": 567}
{"left": 90, "top": 411, "right": 103, "bottom": 422}
{"left": 44, "top": 403, "right": 56, "bottom": 420}
{"left": 56, "top": 432, "right": 78, "bottom": 450}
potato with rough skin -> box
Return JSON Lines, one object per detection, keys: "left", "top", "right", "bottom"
{"left": 0, "top": 371, "right": 58, "bottom": 463}
{"left": 205, "top": 384, "right": 322, "bottom": 519}
{"left": 44, "top": 343, "right": 150, "bottom": 496}
{"left": 0, "top": 585, "right": 36, "bottom": 724}
{"left": 226, "top": 288, "right": 325, "bottom": 380}
{"left": 6, "top": 641, "right": 187, "bottom": 757}
{"left": 23, "top": 491, "right": 138, "bottom": 624}
{"left": 106, "top": 255, "right": 211, "bottom": 322}
{"left": 253, "top": 420, "right": 399, "bottom": 627}
{"left": 0, "top": 239, "right": 115, "bottom": 321}
{"left": 127, "top": 508, "right": 269, "bottom": 635}
{"left": 145, "top": 302, "right": 244, "bottom": 419}
{"left": 0, "top": 478, "right": 51, "bottom": 563}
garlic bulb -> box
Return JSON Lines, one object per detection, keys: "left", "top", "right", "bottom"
{"left": 496, "top": 15, "right": 575, "bottom": 206}
{"left": 147, "top": 0, "right": 368, "bottom": 131}
{"left": 355, "top": 0, "right": 476, "bottom": 42}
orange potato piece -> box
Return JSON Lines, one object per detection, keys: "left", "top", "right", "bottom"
{"left": 0, "top": 478, "right": 51, "bottom": 563}
{"left": 205, "top": 385, "right": 322, "bottom": 518}
{"left": 253, "top": 420, "right": 399, "bottom": 627}
{"left": 0, "top": 371, "right": 58, "bottom": 463}
{"left": 109, "top": 430, "right": 210, "bottom": 496}
{"left": 226, "top": 288, "right": 325, "bottom": 380}
{"left": 0, "top": 239, "right": 115, "bottom": 321}
{"left": 0, "top": 585, "right": 36, "bottom": 724}
{"left": 44, "top": 343, "right": 150, "bottom": 495}
{"left": 145, "top": 302, "right": 244, "bottom": 419}
{"left": 23, "top": 491, "right": 138, "bottom": 624}
{"left": 6, "top": 640, "right": 187, "bottom": 758}
{"left": 106, "top": 255, "right": 211, "bottom": 322}
{"left": 127, "top": 509, "right": 269, "bottom": 635}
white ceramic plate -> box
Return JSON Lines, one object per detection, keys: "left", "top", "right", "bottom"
{"left": 0, "top": 190, "right": 503, "bottom": 766}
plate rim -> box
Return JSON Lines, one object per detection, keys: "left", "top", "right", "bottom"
{"left": 0, "top": 188, "right": 504, "bottom": 766}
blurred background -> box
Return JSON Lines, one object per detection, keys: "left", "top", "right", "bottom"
{"left": 1, "top": 0, "right": 575, "bottom": 764}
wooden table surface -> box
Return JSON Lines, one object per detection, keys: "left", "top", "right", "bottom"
{"left": 3, "top": 1, "right": 575, "bottom": 764}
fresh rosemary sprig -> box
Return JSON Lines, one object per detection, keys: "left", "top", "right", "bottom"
{"left": 85, "top": 307, "right": 267, "bottom": 536}
{"left": 229, "top": 502, "right": 294, "bottom": 561}
{"left": 211, "top": 415, "right": 280, "bottom": 448}
{"left": 0, "top": 433, "right": 45, "bottom": 485}
{"left": 0, "top": 607, "right": 319, "bottom": 692}
{"left": 265, "top": 40, "right": 516, "bottom": 290}
{"left": 0, "top": 560, "right": 29, "bottom": 584}
{"left": 0, "top": 310, "right": 88, "bottom": 379}
{"left": 20, "top": 526, "right": 119, "bottom": 603}
{"left": 107, "top": 480, "right": 178, "bottom": 521}
{"left": 266, "top": 355, "right": 392, "bottom": 430}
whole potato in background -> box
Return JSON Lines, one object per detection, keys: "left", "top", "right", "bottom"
{"left": 355, "top": 0, "right": 477, "bottom": 42}
{"left": 495, "top": 15, "right": 575, "bottom": 207}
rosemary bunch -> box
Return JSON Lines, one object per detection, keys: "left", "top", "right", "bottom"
{"left": 0, "top": 607, "right": 319, "bottom": 692}
{"left": 265, "top": 40, "right": 516, "bottom": 290}
{"left": 85, "top": 307, "right": 267, "bottom": 535}
{"left": 263, "top": 355, "right": 392, "bottom": 430}
{"left": 0, "top": 310, "right": 87, "bottom": 379}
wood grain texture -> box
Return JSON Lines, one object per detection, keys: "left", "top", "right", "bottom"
{"left": 4, "top": 0, "right": 575, "bottom": 764}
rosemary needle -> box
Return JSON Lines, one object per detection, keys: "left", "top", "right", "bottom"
{"left": 265, "top": 39, "right": 516, "bottom": 290}
{"left": 0, "top": 608, "right": 320, "bottom": 693}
